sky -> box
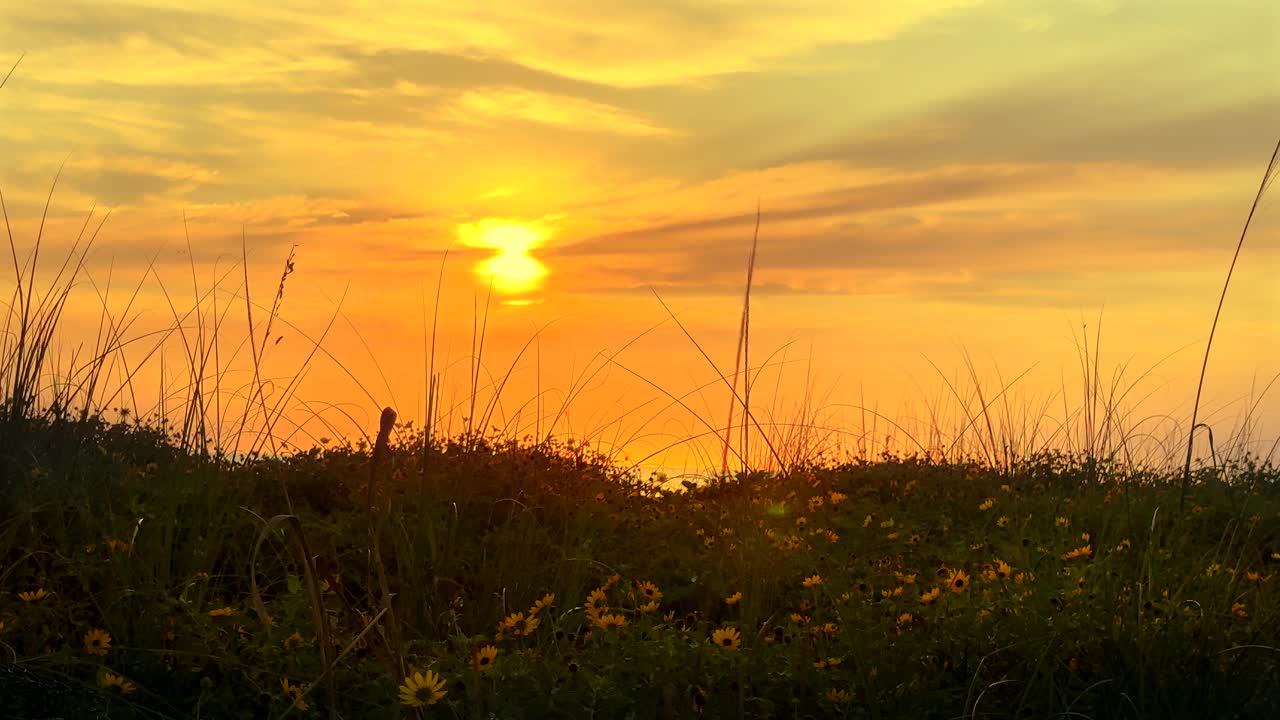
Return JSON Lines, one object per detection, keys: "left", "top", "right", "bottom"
{"left": 1, "top": 0, "right": 1277, "bottom": 472}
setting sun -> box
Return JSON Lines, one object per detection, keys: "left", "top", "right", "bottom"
{"left": 457, "top": 218, "right": 549, "bottom": 295}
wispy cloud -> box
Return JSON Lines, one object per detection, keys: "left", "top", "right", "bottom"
{"left": 447, "top": 88, "right": 679, "bottom": 137}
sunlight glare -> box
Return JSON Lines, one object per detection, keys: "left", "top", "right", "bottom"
{"left": 457, "top": 218, "right": 550, "bottom": 295}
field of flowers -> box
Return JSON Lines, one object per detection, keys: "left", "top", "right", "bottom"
{"left": 1, "top": 417, "right": 1278, "bottom": 719}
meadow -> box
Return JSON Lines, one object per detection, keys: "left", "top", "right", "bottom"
{"left": 2, "top": 403, "right": 1278, "bottom": 720}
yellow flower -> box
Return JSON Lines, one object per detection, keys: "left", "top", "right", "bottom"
{"left": 593, "top": 613, "right": 628, "bottom": 630}
{"left": 283, "top": 631, "right": 306, "bottom": 651}
{"left": 811, "top": 622, "right": 838, "bottom": 637}
{"left": 585, "top": 588, "right": 608, "bottom": 613}
{"left": 1000, "top": 484, "right": 1012, "bottom": 493}
{"left": 99, "top": 672, "right": 136, "bottom": 694}
{"left": 473, "top": 645, "right": 498, "bottom": 673}
{"left": 281, "top": 677, "right": 308, "bottom": 710}
{"left": 638, "top": 600, "right": 660, "bottom": 614}
{"left": 207, "top": 606, "right": 234, "bottom": 617}
{"left": 518, "top": 614, "right": 541, "bottom": 635}
{"left": 1055, "top": 516, "right": 1070, "bottom": 528}
{"left": 826, "top": 688, "right": 852, "bottom": 703}
{"left": 711, "top": 626, "right": 742, "bottom": 651}
{"left": 996, "top": 516, "right": 1009, "bottom": 528}
{"left": 636, "top": 581, "right": 662, "bottom": 603}
{"left": 399, "top": 670, "right": 447, "bottom": 707}
{"left": 827, "top": 491, "right": 847, "bottom": 505}
{"left": 978, "top": 498, "right": 995, "bottom": 511}
{"left": 530, "top": 593, "right": 555, "bottom": 615}
{"left": 18, "top": 588, "right": 48, "bottom": 603}
{"left": 795, "top": 516, "right": 808, "bottom": 528}
{"left": 791, "top": 613, "right": 811, "bottom": 626}
{"left": 802, "top": 575, "right": 823, "bottom": 588}
{"left": 921, "top": 587, "right": 941, "bottom": 604}
{"left": 107, "top": 538, "right": 130, "bottom": 553}
{"left": 896, "top": 612, "right": 913, "bottom": 627}
{"left": 994, "top": 559, "right": 1013, "bottom": 580}
{"left": 1062, "top": 545, "right": 1092, "bottom": 560}
{"left": 724, "top": 591, "right": 742, "bottom": 606}
{"left": 1232, "top": 602, "right": 1248, "bottom": 618}
{"left": 814, "top": 657, "right": 843, "bottom": 669}
{"left": 84, "top": 628, "right": 112, "bottom": 656}
{"left": 948, "top": 569, "right": 970, "bottom": 593}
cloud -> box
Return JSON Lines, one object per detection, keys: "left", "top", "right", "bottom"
{"left": 447, "top": 88, "right": 679, "bottom": 137}
{"left": 545, "top": 158, "right": 1280, "bottom": 299}
{"left": 779, "top": 82, "right": 1280, "bottom": 173}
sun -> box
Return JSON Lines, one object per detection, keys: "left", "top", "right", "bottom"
{"left": 457, "top": 218, "right": 549, "bottom": 295}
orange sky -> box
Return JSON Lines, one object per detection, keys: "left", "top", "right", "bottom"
{"left": 1, "top": 1, "right": 1277, "bottom": 472}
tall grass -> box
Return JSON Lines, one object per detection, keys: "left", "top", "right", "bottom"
{"left": 1180, "top": 138, "right": 1280, "bottom": 511}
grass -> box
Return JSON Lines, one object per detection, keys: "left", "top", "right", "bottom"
{"left": 1, "top": 416, "right": 1277, "bottom": 719}
{"left": 2, "top": 63, "right": 1279, "bottom": 719}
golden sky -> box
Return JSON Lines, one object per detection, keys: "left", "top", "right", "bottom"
{"left": 1, "top": 1, "right": 1277, "bottom": 470}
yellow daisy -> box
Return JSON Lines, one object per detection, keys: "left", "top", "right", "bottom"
{"left": 802, "top": 575, "right": 823, "bottom": 588}
{"left": 1062, "top": 545, "right": 1092, "bottom": 560}
{"left": 399, "top": 670, "right": 447, "bottom": 707}
{"left": 18, "top": 588, "right": 48, "bottom": 603}
{"left": 473, "top": 645, "right": 498, "bottom": 673}
{"left": 281, "top": 677, "right": 309, "bottom": 710}
{"left": 84, "top": 628, "right": 112, "bottom": 656}
{"left": 724, "top": 591, "right": 742, "bottom": 606}
{"left": 592, "top": 612, "right": 628, "bottom": 630}
{"left": 283, "top": 631, "right": 307, "bottom": 651}
{"left": 529, "top": 593, "right": 555, "bottom": 615}
{"left": 99, "top": 672, "right": 137, "bottom": 694}
{"left": 948, "top": 569, "right": 970, "bottom": 594}
{"left": 636, "top": 581, "right": 662, "bottom": 603}
{"left": 711, "top": 626, "right": 742, "bottom": 651}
